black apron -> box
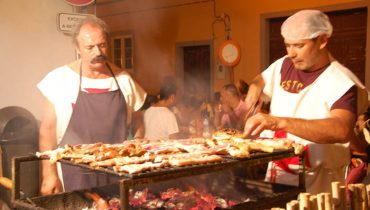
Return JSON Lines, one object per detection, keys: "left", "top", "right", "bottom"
{"left": 60, "top": 63, "right": 127, "bottom": 192}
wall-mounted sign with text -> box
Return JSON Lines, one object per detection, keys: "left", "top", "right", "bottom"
{"left": 57, "top": 13, "right": 88, "bottom": 34}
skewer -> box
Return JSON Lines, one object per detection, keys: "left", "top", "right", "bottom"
{"left": 323, "top": 193, "right": 333, "bottom": 210}
{"left": 310, "top": 195, "right": 318, "bottom": 210}
{"left": 366, "top": 184, "right": 370, "bottom": 208}
{"left": 331, "top": 182, "right": 346, "bottom": 210}
{"left": 338, "top": 185, "right": 347, "bottom": 210}
{"left": 349, "top": 184, "right": 361, "bottom": 210}
{"left": 356, "top": 183, "right": 368, "bottom": 210}
{"left": 317, "top": 193, "right": 325, "bottom": 210}
{"left": 331, "top": 182, "right": 340, "bottom": 208}
{"left": 299, "top": 193, "right": 311, "bottom": 210}
{"left": 287, "top": 200, "right": 299, "bottom": 210}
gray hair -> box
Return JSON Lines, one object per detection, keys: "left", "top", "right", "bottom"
{"left": 72, "top": 15, "right": 110, "bottom": 46}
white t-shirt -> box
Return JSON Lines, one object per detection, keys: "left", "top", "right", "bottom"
{"left": 144, "top": 106, "right": 179, "bottom": 140}
{"left": 37, "top": 64, "right": 146, "bottom": 144}
{"left": 261, "top": 56, "right": 367, "bottom": 193}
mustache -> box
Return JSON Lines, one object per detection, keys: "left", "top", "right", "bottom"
{"left": 91, "top": 55, "right": 108, "bottom": 64}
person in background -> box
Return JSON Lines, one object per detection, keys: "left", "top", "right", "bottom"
{"left": 235, "top": 79, "right": 249, "bottom": 101}
{"left": 215, "top": 84, "right": 248, "bottom": 131}
{"left": 144, "top": 82, "right": 179, "bottom": 140}
{"left": 141, "top": 94, "right": 159, "bottom": 112}
{"left": 172, "top": 95, "right": 206, "bottom": 138}
{"left": 211, "top": 92, "right": 222, "bottom": 129}
{"left": 354, "top": 107, "right": 370, "bottom": 160}
{"left": 38, "top": 15, "right": 146, "bottom": 194}
{"left": 346, "top": 106, "right": 370, "bottom": 185}
{"left": 213, "top": 91, "right": 221, "bottom": 104}
{"left": 187, "top": 97, "right": 206, "bottom": 137}
{"left": 354, "top": 107, "right": 370, "bottom": 142}
{"left": 243, "top": 10, "right": 368, "bottom": 194}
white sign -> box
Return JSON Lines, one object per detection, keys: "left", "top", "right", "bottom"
{"left": 57, "top": 13, "right": 88, "bottom": 34}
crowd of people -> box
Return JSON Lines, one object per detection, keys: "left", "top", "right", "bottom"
{"left": 37, "top": 10, "right": 370, "bottom": 197}
{"left": 141, "top": 80, "right": 250, "bottom": 140}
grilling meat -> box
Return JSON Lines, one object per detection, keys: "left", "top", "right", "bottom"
{"left": 36, "top": 129, "right": 303, "bottom": 174}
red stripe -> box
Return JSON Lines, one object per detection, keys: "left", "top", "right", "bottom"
{"left": 274, "top": 130, "right": 287, "bottom": 138}
{"left": 84, "top": 88, "right": 110, "bottom": 93}
{"left": 71, "top": 88, "right": 110, "bottom": 109}
{"left": 270, "top": 162, "right": 277, "bottom": 182}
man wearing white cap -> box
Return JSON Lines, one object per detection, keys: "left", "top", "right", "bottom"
{"left": 243, "top": 10, "right": 368, "bottom": 193}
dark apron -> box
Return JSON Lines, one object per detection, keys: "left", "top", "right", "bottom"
{"left": 60, "top": 63, "right": 127, "bottom": 192}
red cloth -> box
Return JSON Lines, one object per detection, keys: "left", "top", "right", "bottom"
{"left": 346, "top": 158, "right": 367, "bottom": 185}
{"left": 273, "top": 130, "right": 311, "bottom": 174}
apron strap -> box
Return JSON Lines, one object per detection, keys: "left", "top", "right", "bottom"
{"left": 105, "top": 63, "right": 122, "bottom": 91}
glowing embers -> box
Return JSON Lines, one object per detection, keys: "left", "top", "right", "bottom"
{"left": 129, "top": 187, "right": 237, "bottom": 210}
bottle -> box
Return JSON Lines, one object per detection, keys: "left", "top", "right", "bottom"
{"left": 202, "top": 113, "right": 211, "bottom": 138}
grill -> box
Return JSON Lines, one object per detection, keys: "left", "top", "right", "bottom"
{"left": 12, "top": 149, "right": 305, "bottom": 210}
{"left": 0, "top": 106, "right": 39, "bottom": 207}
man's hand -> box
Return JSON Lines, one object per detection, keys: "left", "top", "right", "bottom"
{"left": 244, "top": 109, "right": 357, "bottom": 145}
{"left": 243, "top": 112, "right": 279, "bottom": 137}
{"left": 40, "top": 170, "right": 63, "bottom": 195}
{"left": 40, "top": 176, "right": 62, "bottom": 195}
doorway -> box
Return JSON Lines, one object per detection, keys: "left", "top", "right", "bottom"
{"left": 176, "top": 42, "right": 213, "bottom": 101}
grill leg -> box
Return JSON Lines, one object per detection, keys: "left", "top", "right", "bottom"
{"left": 11, "top": 156, "right": 22, "bottom": 201}
{"left": 120, "top": 178, "right": 130, "bottom": 210}
{"left": 298, "top": 151, "right": 306, "bottom": 190}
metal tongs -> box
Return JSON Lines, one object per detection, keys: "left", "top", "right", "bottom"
{"left": 245, "top": 100, "right": 260, "bottom": 121}
{"left": 243, "top": 100, "right": 262, "bottom": 138}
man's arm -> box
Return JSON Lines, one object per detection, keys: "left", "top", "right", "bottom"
{"left": 244, "top": 108, "right": 356, "bottom": 144}
{"left": 244, "top": 74, "right": 265, "bottom": 110}
{"left": 39, "top": 98, "right": 63, "bottom": 195}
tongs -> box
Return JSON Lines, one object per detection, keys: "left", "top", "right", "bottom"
{"left": 243, "top": 101, "right": 261, "bottom": 138}
{"left": 245, "top": 100, "right": 260, "bottom": 121}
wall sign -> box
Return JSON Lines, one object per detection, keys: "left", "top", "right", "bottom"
{"left": 64, "top": 0, "right": 95, "bottom": 6}
{"left": 57, "top": 13, "right": 88, "bottom": 34}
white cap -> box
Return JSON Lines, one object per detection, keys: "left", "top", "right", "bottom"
{"left": 281, "top": 10, "right": 333, "bottom": 41}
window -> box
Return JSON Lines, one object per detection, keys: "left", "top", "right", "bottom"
{"left": 110, "top": 34, "right": 133, "bottom": 70}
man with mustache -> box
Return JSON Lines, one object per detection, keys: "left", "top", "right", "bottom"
{"left": 243, "top": 10, "right": 368, "bottom": 193}
{"left": 37, "top": 15, "right": 146, "bottom": 194}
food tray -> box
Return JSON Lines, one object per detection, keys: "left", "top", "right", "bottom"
{"left": 57, "top": 148, "right": 295, "bottom": 179}
{"left": 12, "top": 148, "right": 303, "bottom": 210}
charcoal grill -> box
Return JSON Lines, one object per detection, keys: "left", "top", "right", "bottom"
{"left": 11, "top": 149, "right": 305, "bottom": 210}
{"left": 0, "top": 106, "right": 39, "bottom": 207}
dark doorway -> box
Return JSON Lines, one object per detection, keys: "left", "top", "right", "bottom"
{"left": 268, "top": 7, "right": 367, "bottom": 83}
{"left": 183, "top": 45, "right": 211, "bottom": 101}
